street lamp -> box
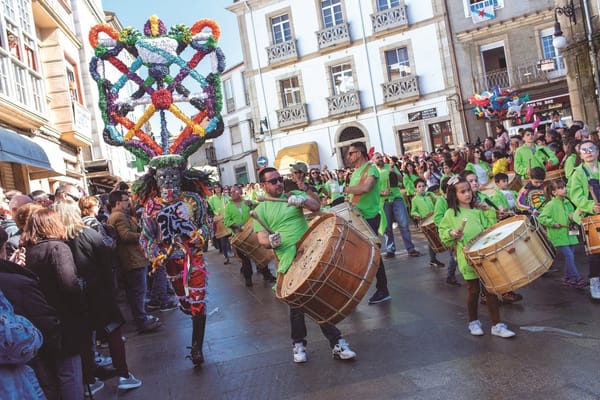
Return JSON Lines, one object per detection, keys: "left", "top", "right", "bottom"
{"left": 553, "top": 0, "right": 577, "bottom": 50}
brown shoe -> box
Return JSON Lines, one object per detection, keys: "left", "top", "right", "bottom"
{"left": 501, "top": 291, "right": 523, "bottom": 303}
{"left": 408, "top": 250, "right": 422, "bottom": 257}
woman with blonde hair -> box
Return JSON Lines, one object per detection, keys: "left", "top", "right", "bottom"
{"left": 21, "top": 207, "right": 85, "bottom": 400}
{"left": 54, "top": 198, "right": 141, "bottom": 395}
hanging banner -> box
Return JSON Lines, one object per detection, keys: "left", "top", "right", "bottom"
{"left": 471, "top": 0, "right": 496, "bottom": 24}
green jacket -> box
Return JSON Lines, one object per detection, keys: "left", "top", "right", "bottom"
{"left": 514, "top": 144, "right": 558, "bottom": 179}
{"left": 538, "top": 197, "right": 579, "bottom": 247}
{"left": 411, "top": 192, "right": 437, "bottom": 219}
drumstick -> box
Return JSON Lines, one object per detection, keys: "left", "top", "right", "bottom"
{"left": 256, "top": 195, "right": 288, "bottom": 203}
{"left": 250, "top": 211, "right": 275, "bottom": 235}
{"left": 458, "top": 218, "right": 467, "bottom": 233}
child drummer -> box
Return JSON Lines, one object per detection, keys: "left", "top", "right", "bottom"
{"left": 439, "top": 176, "right": 516, "bottom": 338}
{"left": 411, "top": 178, "right": 445, "bottom": 268}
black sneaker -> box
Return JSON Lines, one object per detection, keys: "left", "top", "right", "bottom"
{"left": 383, "top": 252, "right": 395, "bottom": 259}
{"left": 137, "top": 316, "right": 162, "bottom": 333}
{"left": 145, "top": 301, "right": 161, "bottom": 311}
{"left": 159, "top": 300, "right": 179, "bottom": 312}
{"left": 430, "top": 260, "right": 445, "bottom": 268}
{"left": 368, "top": 290, "right": 391, "bottom": 304}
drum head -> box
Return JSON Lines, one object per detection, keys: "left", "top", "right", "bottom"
{"left": 421, "top": 214, "right": 434, "bottom": 226}
{"left": 468, "top": 219, "right": 523, "bottom": 251}
{"left": 279, "top": 215, "right": 335, "bottom": 296}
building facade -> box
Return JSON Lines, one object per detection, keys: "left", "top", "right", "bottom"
{"left": 227, "top": 0, "right": 463, "bottom": 172}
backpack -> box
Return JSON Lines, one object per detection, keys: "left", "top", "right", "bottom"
{"left": 0, "top": 290, "right": 42, "bottom": 365}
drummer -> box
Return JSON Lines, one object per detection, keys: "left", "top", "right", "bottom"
{"left": 253, "top": 167, "right": 357, "bottom": 363}
{"left": 438, "top": 176, "right": 516, "bottom": 338}
{"left": 208, "top": 183, "right": 233, "bottom": 264}
{"left": 566, "top": 140, "right": 600, "bottom": 301}
{"left": 223, "top": 185, "right": 276, "bottom": 286}
{"left": 330, "top": 142, "right": 392, "bottom": 304}
{"left": 514, "top": 127, "right": 558, "bottom": 180}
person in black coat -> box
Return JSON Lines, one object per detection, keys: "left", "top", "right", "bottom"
{"left": 55, "top": 199, "right": 141, "bottom": 393}
{"left": 21, "top": 207, "right": 85, "bottom": 400}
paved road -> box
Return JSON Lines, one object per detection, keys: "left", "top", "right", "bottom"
{"left": 95, "top": 226, "right": 600, "bottom": 400}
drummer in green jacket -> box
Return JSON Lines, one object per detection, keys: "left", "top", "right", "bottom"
{"left": 438, "top": 175, "right": 516, "bottom": 339}
{"left": 489, "top": 173, "right": 518, "bottom": 213}
{"left": 538, "top": 180, "right": 585, "bottom": 288}
{"left": 433, "top": 177, "right": 460, "bottom": 286}
{"left": 514, "top": 127, "right": 559, "bottom": 180}
{"left": 412, "top": 178, "right": 444, "bottom": 268}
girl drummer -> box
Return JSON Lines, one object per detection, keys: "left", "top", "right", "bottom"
{"left": 439, "top": 176, "right": 516, "bottom": 338}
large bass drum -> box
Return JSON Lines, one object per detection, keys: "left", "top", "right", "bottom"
{"left": 276, "top": 214, "right": 379, "bottom": 324}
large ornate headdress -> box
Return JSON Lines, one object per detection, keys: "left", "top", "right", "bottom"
{"left": 88, "top": 16, "right": 225, "bottom": 166}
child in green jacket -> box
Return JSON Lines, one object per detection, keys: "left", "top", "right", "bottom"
{"left": 412, "top": 178, "right": 444, "bottom": 268}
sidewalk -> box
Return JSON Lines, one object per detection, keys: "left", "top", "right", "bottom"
{"left": 95, "top": 229, "right": 600, "bottom": 400}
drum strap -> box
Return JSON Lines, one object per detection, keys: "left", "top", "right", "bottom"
{"left": 582, "top": 165, "right": 600, "bottom": 205}
{"left": 351, "top": 165, "right": 371, "bottom": 206}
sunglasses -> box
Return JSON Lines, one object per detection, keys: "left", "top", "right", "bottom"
{"left": 66, "top": 193, "right": 80, "bottom": 202}
{"left": 265, "top": 176, "right": 284, "bottom": 185}
{"left": 581, "top": 146, "right": 597, "bottom": 154}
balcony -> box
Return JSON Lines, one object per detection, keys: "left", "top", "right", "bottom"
{"left": 327, "top": 91, "right": 361, "bottom": 117}
{"left": 316, "top": 23, "right": 351, "bottom": 50}
{"left": 32, "top": 0, "right": 75, "bottom": 32}
{"left": 371, "top": 4, "right": 408, "bottom": 34}
{"left": 276, "top": 104, "right": 308, "bottom": 130}
{"left": 475, "top": 59, "right": 567, "bottom": 92}
{"left": 266, "top": 40, "right": 298, "bottom": 66}
{"left": 382, "top": 76, "right": 419, "bottom": 105}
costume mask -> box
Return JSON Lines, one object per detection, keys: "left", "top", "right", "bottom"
{"left": 156, "top": 166, "right": 182, "bottom": 201}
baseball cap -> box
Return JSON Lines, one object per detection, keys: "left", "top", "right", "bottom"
{"left": 289, "top": 162, "right": 308, "bottom": 173}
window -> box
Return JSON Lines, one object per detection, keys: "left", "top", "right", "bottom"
{"left": 16, "top": 0, "right": 31, "bottom": 34}
{"left": 377, "top": 0, "right": 400, "bottom": 11}
{"left": 397, "top": 126, "right": 422, "bottom": 155}
{"left": 66, "top": 64, "right": 80, "bottom": 103}
{"left": 385, "top": 47, "right": 411, "bottom": 81}
{"left": 331, "top": 63, "right": 354, "bottom": 94}
{"left": 271, "top": 14, "right": 291, "bottom": 44}
{"left": 234, "top": 165, "right": 249, "bottom": 185}
{"left": 540, "top": 28, "right": 564, "bottom": 71}
{"left": 6, "top": 28, "right": 20, "bottom": 60}
{"left": 463, "top": 0, "right": 504, "bottom": 18}
{"left": 12, "top": 63, "right": 25, "bottom": 103}
{"left": 321, "top": 0, "right": 343, "bottom": 28}
{"left": 230, "top": 124, "right": 241, "bottom": 144}
{"left": 429, "top": 121, "right": 453, "bottom": 148}
{"left": 279, "top": 77, "right": 301, "bottom": 107}
{"left": 224, "top": 79, "right": 235, "bottom": 113}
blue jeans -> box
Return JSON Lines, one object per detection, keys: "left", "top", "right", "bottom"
{"left": 290, "top": 307, "right": 341, "bottom": 348}
{"left": 559, "top": 245, "right": 580, "bottom": 280}
{"left": 149, "top": 265, "right": 170, "bottom": 304}
{"left": 125, "top": 267, "right": 149, "bottom": 327}
{"left": 448, "top": 252, "right": 457, "bottom": 278}
{"left": 383, "top": 198, "right": 416, "bottom": 253}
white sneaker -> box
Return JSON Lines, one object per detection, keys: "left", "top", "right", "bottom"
{"left": 332, "top": 338, "right": 356, "bottom": 360}
{"left": 468, "top": 320, "right": 484, "bottom": 336}
{"left": 84, "top": 378, "right": 104, "bottom": 397}
{"left": 293, "top": 342, "right": 307, "bottom": 363}
{"left": 118, "top": 373, "right": 142, "bottom": 390}
{"left": 590, "top": 277, "right": 600, "bottom": 300}
{"left": 491, "top": 322, "right": 516, "bottom": 338}
{"left": 95, "top": 353, "right": 112, "bottom": 367}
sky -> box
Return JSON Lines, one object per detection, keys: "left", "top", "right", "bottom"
{"left": 101, "top": 0, "right": 243, "bottom": 67}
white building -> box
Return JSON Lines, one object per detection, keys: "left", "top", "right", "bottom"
{"left": 227, "top": 0, "right": 464, "bottom": 172}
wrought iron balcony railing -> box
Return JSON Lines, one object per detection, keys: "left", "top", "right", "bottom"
{"left": 371, "top": 4, "right": 408, "bottom": 34}
{"left": 276, "top": 104, "right": 308, "bottom": 129}
{"left": 382, "top": 76, "right": 419, "bottom": 105}
{"left": 326, "top": 91, "right": 361, "bottom": 117}
{"left": 316, "top": 23, "right": 351, "bottom": 50}
{"left": 266, "top": 39, "right": 298, "bottom": 65}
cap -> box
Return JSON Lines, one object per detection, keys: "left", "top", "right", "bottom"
{"left": 289, "top": 162, "right": 308, "bottom": 173}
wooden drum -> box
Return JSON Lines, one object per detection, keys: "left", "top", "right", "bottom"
{"left": 582, "top": 215, "right": 600, "bottom": 255}
{"left": 213, "top": 215, "right": 232, "bottom": 239}
{"left": 419, "top": 214, "right": 446, "bottom": 253}
{"left": 230, "top": 220, "right": 274, "bottom": 267}
{"left": 480, "top": 172, "right": 521, "bottom": 197}
{"left": 464, "top": 215, "right": 555, "bottom": 294}
{"left": 544, "top": 168, "right": 565, "bottom": 183}
{"left": 276, "top": 214, "right": 380, "bottom": 324}
{"left": 328, "top": 202, "right": 381, "bottom": 246}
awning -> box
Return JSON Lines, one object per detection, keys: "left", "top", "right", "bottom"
{"left": 0, "top": 127, "right": 53, "bottom": 171}
{"left": 274, "top": 141, "right": 320, "bottom": 173}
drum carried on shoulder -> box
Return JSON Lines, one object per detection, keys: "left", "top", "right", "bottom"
{"left": 328, "top": 202, "right": 381, "bottom": 246}
{"left": 276, "top": 213, "right": 379, "bottom": 324}
{"left": 581, "top": 215, "right": 600, "bottom": 255}
{"left": 213, "top": 215, "right": 232, "bottom": 239}
{"left": 230, "top": 219, "right": 274, "bottom": 267}
{"left": 464, "top": 215, "right": 555, "bottom": 295}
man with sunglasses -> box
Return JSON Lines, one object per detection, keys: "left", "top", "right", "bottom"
{"left": 286, "top": 162, "right": 319, "bottom": 203}
{"left": 254, "top": 167, "right": 356, "bottom": 364}
{"left": 54, "top": 183, "right": 82, "bottom": 204}
{"left": 567, "top": 140, "right": 600, "bottom": 301}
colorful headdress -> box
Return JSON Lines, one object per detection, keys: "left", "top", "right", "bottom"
{"left": 88, "top": 16, "right": 225, "bottom": 166}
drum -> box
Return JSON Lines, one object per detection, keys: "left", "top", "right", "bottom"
{"left": 230, "top": 220, "right": 274, "bottom": 267}
{"left": 544, "top": 168, "right": 565, "bottom": 183}
{"left": 582, "top": 215, "right": 600, "bottom": 255}
{"left": 276, "top": 214, "right": 380, "bottom": 324}
{"left": 419, "top": 214, "right": 446, "bottom": 253}
{"left": 480, "top": 172, "right": 521, "bottom": 197}
{"left": 213, "top": 215, "right": 232, "bottom": 239}
{"left": 464, "top": 215, "right": 555, "bottom": 295}
{"left": 328, "top": 202, "right": 381, "bottom": 245}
